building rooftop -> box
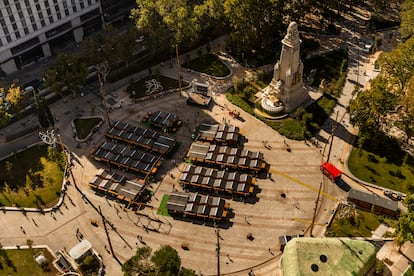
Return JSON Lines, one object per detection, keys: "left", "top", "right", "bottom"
{"left": 348, "top": 189, "right": 399, "bottom": 212}
{"left": 69, "top": 240, "right": 92, "bottom": 261}
{"left": 186, "top": 142, "right": 266, "bottom": 171}
{"left": 106, "top": 121, "right": 176, "bottom": 154}
{"left": 91, "top": 140, "right": 161, "bottom": 175}
{"left": 197, "top": 123, "right": 240, "bottom": 144}
{"left": 283, "top": 237, "right": 376, "bottom": 276}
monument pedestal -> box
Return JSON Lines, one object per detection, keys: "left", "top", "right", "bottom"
{"left": 260, "top": 21, "right": 309, "bottom": 114}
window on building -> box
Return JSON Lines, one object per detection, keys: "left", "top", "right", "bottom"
{"left": 80, "top": 0, "right": 85, "bottom": 9}
{"left": 27, "top": 7, "right": 33, "bottom": 15}
{"left": 71, "top": 0, "right": 77, "bottom": 13}
{"left": 87, "top": 0, "right": 92, "bottom": 5}
{"left": 16, "top": 2, "right": 21, "bottom": 11}
{"left": 40, "top": 19, "right": 45, "bottom": 27}
{"left": 46, "top": 8, "right": 52, "bottom": 16}
{"left": 15, "top": 31, "right": 21, "bottom": 39}
{"left": 49, "top": 16, "right": 54, "bottom": 23}
{"left": 63, "top": 1, "right": 69, "bottom": 16}
{"left": 32, "top": 23, "right": 37, "bottom": 31}
{"left": 57, "top": 11, "right": 61, "bottom": 20}
{"left": 4, "top": 0, "right": 10, "bottom": 6}
{"left": 23, "top": 26, "right": 29, "bottom": 35}
{"left": 2, "top": 26, "right": 9, "bottom": 35}
{"left": 24, "top": 0, "right": 30, "bottom": 7}
{"left": 6, "top": 35, "right": 12, "bottom": 43}
{"left": 12, "top": 23, "right": 17, "bottom": 31}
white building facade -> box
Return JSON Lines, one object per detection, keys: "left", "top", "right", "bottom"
{"left": 0, "top": 0, "right": 102, "bottom": 74}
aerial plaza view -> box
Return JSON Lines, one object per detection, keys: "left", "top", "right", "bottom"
{"left": 1, "top": 0, "right": 414, "bottom": 275}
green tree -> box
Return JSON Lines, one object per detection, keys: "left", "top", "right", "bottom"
{"left": 131, "top": 0, "right": 201, "bottom": 54}
{"left": 380, "top": 37, "right": 414, "bottom": 94}
{"left": 116, "top": 27, "right": 139, "bottom": 69}
{"left": 44, "top": 53, "right": 87, "bottom": 99}
{"left": 122, "top": 246, "right": 152, "bottom": 276}
{"left": 395, "top": 194, "right": 414, "bottom": 243}
{"left": 151, "top": 245, "right": 181, "bottom": 274}
{"left": 349, "top": 76, "right": 396, "bottom": 147}
{"left": 380, "top": 36, "right": 414, "bottom": 142}
{"left": 44, "top": 66, "right": 66, "bottom": 100}
{"left": 131, "top": 1, "right": 172, "bottom": 54}
{"left": 223, "top": 0, "right": 284, "bottom": 55}
{"left": 400, "top": 0, "right": 414, "bottom": 39}
{"left": 397, "top": 80, "right": 414, "bottom": 142}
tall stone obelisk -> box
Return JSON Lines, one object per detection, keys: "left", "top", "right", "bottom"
{"left": 262, "top": 22, "right": 309, "bottom": 113}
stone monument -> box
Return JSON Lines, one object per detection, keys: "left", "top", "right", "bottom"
{"left": 261, "top": 22, "right": 309, "bottom": 114}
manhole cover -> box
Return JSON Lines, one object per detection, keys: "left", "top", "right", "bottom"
{"left": 320, "top": 255, "right": 327, "bottom": 263}
{"left": 311, "top": 264, "right": 319, "bottom": 272}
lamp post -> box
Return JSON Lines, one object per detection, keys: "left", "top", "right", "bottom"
{"left": 176, "top": 44, "right": 182, "bottom": 96}
{"left": 98, "top": 70, "right": 112, "bottom": 127}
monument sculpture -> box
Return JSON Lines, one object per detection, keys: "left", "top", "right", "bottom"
{"left": 260, "top": 22, "right": 309, "bottom": 114}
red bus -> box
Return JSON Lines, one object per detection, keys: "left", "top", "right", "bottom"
{"left": 320, "top": 162, "right": 342, "bottom": 182}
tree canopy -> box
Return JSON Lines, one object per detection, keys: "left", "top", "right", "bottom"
{"left": 151, "top": 245, "right": 181, "bottom": 274}
{"left": 400, "top": 0, "right": 414, "bottom": 39}
{"left": 395, "top": 194, "right": 414, "bottom": 243}
{"left": 122, "top": 245, "right": 196, "bottom": 276}
{"left": 44, "top": 53, "right": 87, "bottom": 98}
{"left": 349, "top": 76, "right": 396, "bottom": 147}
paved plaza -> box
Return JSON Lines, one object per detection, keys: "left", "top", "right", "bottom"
{"left": 0, "top": 83, "right": 347, "bottom": 275}
{"left": 0, "top": 21, "right": 406, "bottom": 275}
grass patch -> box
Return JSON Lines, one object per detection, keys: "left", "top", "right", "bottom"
{"left": 157, "top": 194, "right": 171, "bottom": 216}
{"left": 266, "top": 118, "right": 305, "bottom": 140}
{"left": 0, "top": 145, "right": 64, "bottom": 208}
{"left": 0, "top": 248, "right": 59, "bottom": 275}
{"left": 348, "top": 143, "right": 414, "bottom": 194}
{"left": 224, "top": 48, "right": 345, "bottom": 140}
{"left": 127, "top": 75, "right": 189, "bottom": 99}
{"left": 182, "top": 53, "right": 230, "bottom": 77}
{"left": 326, "top": 207, "right": 383, "bottom": 237}
{"left": 73, "top": 117, "right": 103, "bottom": 139}
{"left": 226, "top": 88, "right": 337, "bottom": 140}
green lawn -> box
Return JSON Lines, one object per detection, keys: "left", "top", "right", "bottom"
{"left": 326, "top": 207, "right": 384, "bottom": 237}
{"left": 226, "top": 89, "right": 337, "bottom": 140}
{"left": 348, "top": 146, "right": 414, "bottom": 194}
{"left": 157, "top": 194, "right": 171, "bottom": 216}
{"left": 127, "top": 75, "right": 189, "bottom": 98}
{"left": 0, "top": 248, "right": 59, "bottom": 275}
{"left": 182, "top": 53, "right": 230, "bottom": 77}
{"left": 73, "top": 117, "right": 103, "bottom": 139}
{"left": 224, "top": 48, "right": 345, "bottom": 140}
{"left": 0, "top": 145, "right": 64, "bottom": 208}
